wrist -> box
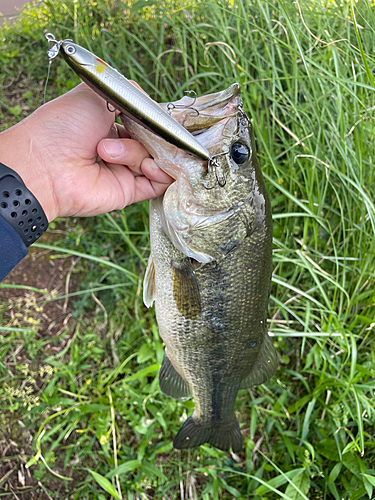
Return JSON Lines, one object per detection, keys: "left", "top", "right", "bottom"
{"left": 0, "top": 162, "right": 49, "bottom": 246}
{"left": 0, "top": 118, "right": 59, "bottom": 222}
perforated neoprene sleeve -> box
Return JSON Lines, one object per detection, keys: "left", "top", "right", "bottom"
{"left": 0, "top": 162, "right": 48, "bottom": 247}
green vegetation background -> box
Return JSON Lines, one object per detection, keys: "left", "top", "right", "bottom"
{"left": 0, "top": 0, "right": 374, "bottom": 499}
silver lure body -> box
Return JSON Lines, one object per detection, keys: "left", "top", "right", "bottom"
{"left": 58, "top": 41, "right": 210, "bottom": 161}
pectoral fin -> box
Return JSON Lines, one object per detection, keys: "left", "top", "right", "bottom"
{"left": 143, "top": 255, "right": 156, "bottom": 308}
{"left": 159, "top": 354, "right": 191, "bottom": 401}
{"left": 240, "top": 334, "right": 277, "bottom": 389}
{"left": 171, "top": 259, "right": 201, "bottom": 319}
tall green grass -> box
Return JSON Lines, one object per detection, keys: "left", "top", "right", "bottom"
{"left": 0, "top": 0, "right": 374, "bottom": 498}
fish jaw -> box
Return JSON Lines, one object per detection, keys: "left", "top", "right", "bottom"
{"left": 160, "top": 91, "right": 262, "bottom": 264}
{"left": 120, "top": 83, "right": 249, "bottom": 263}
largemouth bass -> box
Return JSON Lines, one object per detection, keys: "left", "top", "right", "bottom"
{"left": 120, "top": 83, "right": 277, "bottom": 453}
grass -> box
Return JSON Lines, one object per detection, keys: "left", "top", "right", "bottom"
{"left": 0, "top": 0, "right": 375, "bottom": 498}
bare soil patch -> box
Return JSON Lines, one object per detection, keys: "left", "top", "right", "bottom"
{"left": 0, "top": 231, "right": 80, "bottom": 499}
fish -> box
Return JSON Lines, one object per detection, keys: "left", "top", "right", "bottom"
{"left": 120, "top": 82, "right": 277, "bottom": 453}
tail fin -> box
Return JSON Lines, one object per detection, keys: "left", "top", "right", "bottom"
{"left": 173, "top": 414, "right": 242, "bottom": 453}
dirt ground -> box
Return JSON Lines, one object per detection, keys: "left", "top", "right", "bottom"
{"left": 0, "top": 242, "right": 78, "bottom": 499}
{"left": 1, "top": 246, "right": 77, "bottom": 337}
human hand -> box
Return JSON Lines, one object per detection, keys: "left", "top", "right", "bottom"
{"left": 0, "top": 83, "right": 173, "bottom": 221}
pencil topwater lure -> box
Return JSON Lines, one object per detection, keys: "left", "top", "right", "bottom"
{"left": 44, "top": 34, "right": 210, "bottom": 162}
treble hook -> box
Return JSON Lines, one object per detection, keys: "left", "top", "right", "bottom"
{"left": 167, "top": 90, "right": 199, "bottom": 117}
{"left": 203, "top": 155, "right": 227, "bottom": 190}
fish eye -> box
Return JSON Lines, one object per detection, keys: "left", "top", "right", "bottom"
{"left": 230, "top": 142, "right": 250, "bottom": 164}
{"left": 65, "top": 45, "right": 76, "bottom": 55}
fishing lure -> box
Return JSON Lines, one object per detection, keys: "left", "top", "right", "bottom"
{"left": 45, "top": 34, "right": 210, "bottom": 162}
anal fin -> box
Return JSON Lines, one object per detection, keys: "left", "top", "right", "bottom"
{"left": 159, "top": 354, "right": 191, "bottom": 401}
{"left": 240, "top": 333, "right": 277, "bottom": 389}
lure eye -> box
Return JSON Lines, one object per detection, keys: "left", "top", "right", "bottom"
{"left": 230, "top": 142, "right": 250, "bottom": 164}
{"left": 65, "top": 44, "right": 76, "bottom": 55}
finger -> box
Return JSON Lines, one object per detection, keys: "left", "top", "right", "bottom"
{"left": 105, "top": 162, "right": 172, "bottom": 205}
{"left": 98, "top": 137, "right": 154, "bottom": 176}
{"left": 103, "top": 158, "right": 173, "bottom": 193}
{"left": 141, "top": 157, "right": 175, "bottom": 184}
{"left": 69, "top": 159, "right": 173, "bottom": 217}
{"left": 65, "top": 83, "right": 117, "bottom": 129}
{"left": 134, "top": 175, "right": 173, "bottom": 202}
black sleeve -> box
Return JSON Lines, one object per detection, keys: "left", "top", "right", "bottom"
{"left": 0, "top": 215, "right": 28, "bottom": 281}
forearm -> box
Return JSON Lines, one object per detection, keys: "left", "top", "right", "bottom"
{"left": 0, "top": 116, "right": 57, "bottom": 222}
{"left": 0, "top": 119, "right": 53, "bottom": 281}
